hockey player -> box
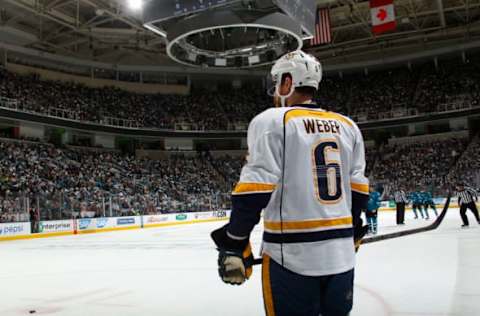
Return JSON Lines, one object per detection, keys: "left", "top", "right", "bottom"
{"left": 211, "top": 51, "right": 369, "bottom": 316}
{"left": 366, "top": 184, "right": 388, "bottom": 234}
{"left": 422, "top": 189, "right": 438, "bottom": 219}
{"left": 409, "top": 190, "right": 425, "bottom": 219}
{"left": 419, "top": 189, "right": 430, "bottom": 220}
{"left": 366, "top": 185, "right": 381, "bottom": 235}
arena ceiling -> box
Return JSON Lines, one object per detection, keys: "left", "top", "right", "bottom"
{"left": 0, "top": 0, "right": 479, "bottom": 67}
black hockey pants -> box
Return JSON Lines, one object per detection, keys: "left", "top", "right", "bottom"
{"left": 262, "top": 255, "right": 354, "bottom": 316}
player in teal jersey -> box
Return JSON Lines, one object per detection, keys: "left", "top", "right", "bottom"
{"left": 422, "top": 190, "right": 438, "bottom": 219}
{"left": 366, "top": 185, "right": 387, "bottom": 234}
{"left": 409, "top": 190, "right": 425, "bottom": 219}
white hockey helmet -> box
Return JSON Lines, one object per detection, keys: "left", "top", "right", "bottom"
{"left": 269, "top": 50, "right": 322, "bottom": 106}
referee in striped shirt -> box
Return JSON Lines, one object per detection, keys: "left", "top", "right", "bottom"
{"left": 456, "top": 183, "right": 480, "bottom": 228}
{"left": 394, "top": 187, "right": 408, "bottom": 225}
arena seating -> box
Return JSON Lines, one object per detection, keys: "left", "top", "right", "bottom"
{"left": 1, "top": 59, "right": 479, "bottom": 130}
{"left": 449, "top": 134, "right": 480, "bottom": 188}
{"left": 1, "top": 133, "right": 478, "bottom": 222}
{"left": 1, "top": 59, "right": 479, "bottom": 222}
{"left": 372, "top": 137, "right": 469, "bottom": 197}
{"left": 0, "top": 138, "right": 232, "bottom": 222}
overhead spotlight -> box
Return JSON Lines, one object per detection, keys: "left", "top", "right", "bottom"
{"left": 188, "top": 52, "right": 197, "bottom": 62}
{"left": 215, "top": 58, "right": 227, "bottom": 67}
{"left": 248, "top": 55, "right": 260, "bottom": 64}
{"left": 127, "top": 0, "right": 143, "bottom": 11}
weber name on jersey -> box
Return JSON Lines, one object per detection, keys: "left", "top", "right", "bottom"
{"left": 228, "top": 103, "right": 369, "bottom": 276}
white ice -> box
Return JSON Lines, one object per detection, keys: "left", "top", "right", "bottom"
{"left": 1, "top": 209, "right": 480, "bottom": 316}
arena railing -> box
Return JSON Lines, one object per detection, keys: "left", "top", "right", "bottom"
{"left": 0, "top": 191, "right": 232, "bottom": 223}
{"left": 0, "top": 96, "right": 20, "bottom": 109}
{"left": 353, "top": 102, "right": 476, "bottom": 123}
{"left": 102, "top": 116, "right": 142, "bottom": 129}
{"left": 47, "top": 107, "right": 82, "bottom": 121}
{"left": 436, "top": 101, "right": 474, "bottom": 113}
{"left": 0, "top": 191, "right": 30, "bottom": 223}
{"left": 0, "top": 95, "right": 478, "bottom": 132}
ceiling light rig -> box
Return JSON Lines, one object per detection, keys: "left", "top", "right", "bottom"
{"left": 142, "top": 0, "right": 317, "bottom": 69}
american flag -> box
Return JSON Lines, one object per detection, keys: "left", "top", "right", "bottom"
{"left": 310, "top": 8, "right": 332, "bottom": 46}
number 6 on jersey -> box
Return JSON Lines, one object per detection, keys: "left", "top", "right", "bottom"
{"left": 312, "top": 139, "right": 343, "bottom": 203}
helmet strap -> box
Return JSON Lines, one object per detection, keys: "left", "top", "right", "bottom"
{"left": 275, "top": 80, "right": 295, "bottom": 107}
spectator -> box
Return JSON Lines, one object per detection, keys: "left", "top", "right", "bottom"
{"left": 1, "top": 58, "right": 478, "bottom": 130}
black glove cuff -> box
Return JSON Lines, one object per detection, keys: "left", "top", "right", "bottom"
{"left": 211, "top": 224, "right": 249, "bottom": 251}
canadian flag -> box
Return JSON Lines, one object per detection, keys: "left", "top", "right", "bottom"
{"left": 370, "top": 0, "right": 396, "bottom": 35}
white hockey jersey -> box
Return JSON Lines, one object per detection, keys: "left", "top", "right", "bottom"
{"left": 230, "top": 104, "right": 369, "bottom": 276}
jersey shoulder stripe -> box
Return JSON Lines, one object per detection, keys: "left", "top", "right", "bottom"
{"left": 283, "top": 109, "right": 353, "bottom": 127}
{"left": 232, "top": 182, "right": 277, "bottom": 195}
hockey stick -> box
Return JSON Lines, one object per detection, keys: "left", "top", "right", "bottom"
{"left": 361, "top": 194, "right": 450, "bottom": 244}
{"left": 251, "top": 195, "right": 451, "bottom": 265}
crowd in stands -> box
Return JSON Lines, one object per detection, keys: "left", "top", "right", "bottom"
{"left": 1, "top": 58, "right": 480, "bottom": 130}
{"left": 450, "top": 135, "right": 480, "bottom": 188}
{"left": 372, "top": 138, "right": 469, "bottom": 197}
{"left": 345, "top": 69, "right": 419, "bottom": 121}
{"left": 415, "top": 62, "right": 480, "bottom": 114}
{"left": 0, "top": 138, "right": 233, "bottom": 223}
{"left": 1, "top": 132, "right": 479, "bottom": 223}
{"left": 363, "top": 142, "right": 381, "bottom": 177}
{"left": 0, "top": 68, "right": 269, "bottom": 131}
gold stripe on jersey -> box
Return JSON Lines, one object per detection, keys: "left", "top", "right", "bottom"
{"left": 264, "top": 216, "right": 352, "bottom": 232}
{"left": 262, "top": 255, "right": 276, "bottom": 316}
{"left": 351, "top": 182, "right": 369, "bottom": 194}
{"left": 284, "top": 109, "right": 353, "bottom": 127}
{"left": 232, "top": 182, "right": 277, "bottom": 195}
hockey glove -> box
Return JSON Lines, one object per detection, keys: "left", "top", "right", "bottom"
{"left": 211, "top": 225, "right": 254, "bottom": 285}
{"left": 354, "top": 225, "right": 369, "bottom": 252}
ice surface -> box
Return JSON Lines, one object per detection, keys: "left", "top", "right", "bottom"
{"left": 1, "top": 209, "right": 479, "bottom": 316}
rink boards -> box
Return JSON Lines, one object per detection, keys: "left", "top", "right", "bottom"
{"left": 0, "top": 210, "right": 230, "bottom": 242}
{"left": 1, "top": 197, "right": 476, "bottom": 242}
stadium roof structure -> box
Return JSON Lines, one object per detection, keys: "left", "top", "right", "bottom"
{"left": 0, "top": 0, "right": 479, "bottom": 68}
